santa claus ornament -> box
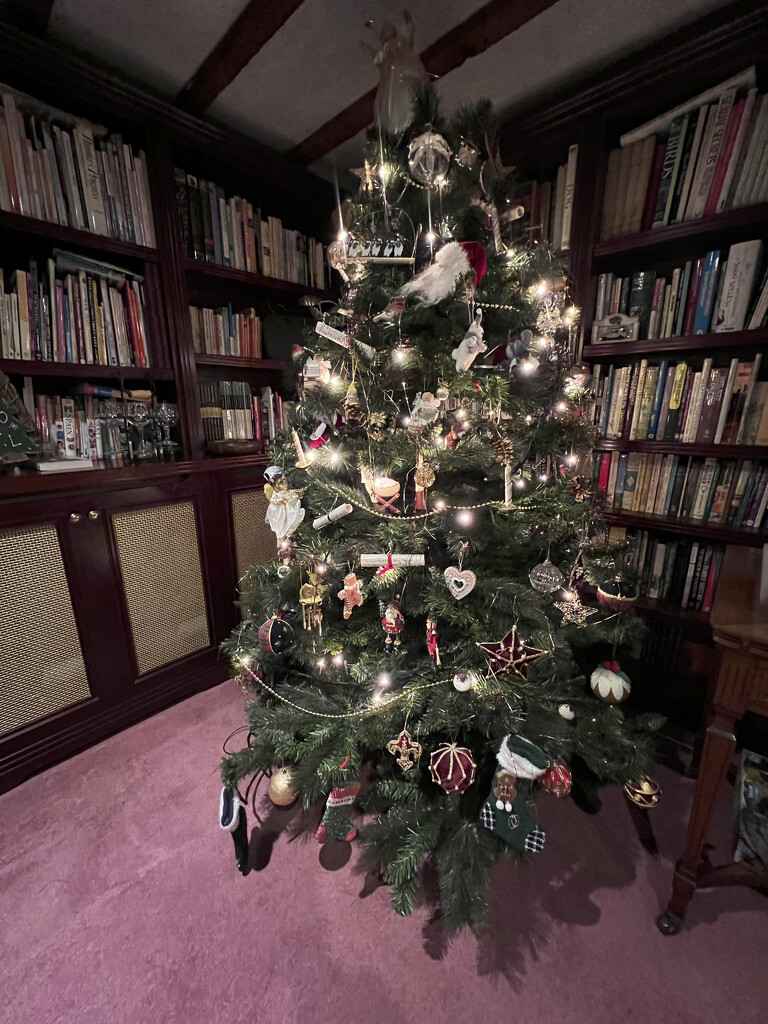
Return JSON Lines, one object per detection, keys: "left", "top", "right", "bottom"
{"left": 480, "top": 735, "right": 548, "bottom": 853}
{"left": 382, "top": 597, "right": 405, "bottom": 649}
{"left": 590, "top": 661, "right": 631, "bottom": 704}
{"left": 399, "top": 241, "right": 486, "bottom": 306}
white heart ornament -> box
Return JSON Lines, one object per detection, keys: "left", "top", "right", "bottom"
{"left": 444, "top": 566, "right": 476, "bottom": 600}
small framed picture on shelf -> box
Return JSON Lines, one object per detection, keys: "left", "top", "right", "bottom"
{"left": 592, "top": 313, "right": 640, "bottom": 344}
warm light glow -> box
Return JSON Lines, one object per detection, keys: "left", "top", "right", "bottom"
{"left": 525, "top": 414, "right": 534, "bottom": 424}
{"left": 394, "top": 349, "right": 405, "bottom": 363}
{"left": 330, "top": 450, "right": 340, "bottom": 465}
{"left": 458, "top": 511, "right": 473, "bottom": 525}
{"left": 561, "top": 589, "right": 575, "bottom": 601}
{"left": 333, "top": 653, "right": 344, "bottom": 665}
{"left": 402, "top": 416, "right": 411, "bottom": 426}
{"left": 514, "top": 477, "right": 525, "bottom": 489}
{"left": 520, "top": 360, "right": 536, "bottom": 374}
{"left": 317, "top": 658, "right": 326, "bottom": 669}
{"left": 537, "top": 281, "right": 547, "bottom": 296}
{"left": 241, "top": 655, "right": 252, "bottom": 667}
{"left": 279, "top": 539, "right": 291, "bottom": 549}
{"left": 556, "top": 402, "right": 567, "bottom": 412}
{"left": 378, "top": 673, "right": 391, "bottom": 687}
{"left": 379, "top": 165, "right": 389, "bottom": 183}
{"left": 315, "top": 562, "right": 327, "bottom": 574}
{"left": 566, "top": 453, "right": 578, "bottom": 467}
{"left": 539, "top": 474, "right": 548, "bottom": 483}
{"left": 506, "top": 248, "right": 516, "bottom": 259}
{"left": 330, "top": 375, "right": 340, "bottom": 385}
{"left": 305, "top": 449, "right": 317, "bottom": 461}
{"left": 435, "top": 499, "right": 446, "bottom": 510}
{"left": 456, "top": 408, "right": 468, "bottom": 419}
{"left": 425, "top": 231, "right": 436, "bottom": 243}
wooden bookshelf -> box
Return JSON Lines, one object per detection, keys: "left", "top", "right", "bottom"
{"left": 595, "top": 440, "right": 768, "bottom": 459}
{"left": 0, "top": 358, "right": 174, "bottom": 380}
{"left": 602, "top": 509, "right": 766, "bottom": 547}
{"left": 184, "top": 257, "right": 331, "bottom": 300}
{"left": 0, "top": 209, "right": 159, "bottom": 263}
{"left": 194, "top": 354, "right": 284, "bottom": 371}
{"left": 592, "top": 202, "right": 768, "bottom": 265}
{"left": 582, "top": 327, "right": 768, "bottom": 359}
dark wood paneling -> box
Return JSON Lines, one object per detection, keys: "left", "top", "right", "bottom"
{"left": 177, "top": 0, "right": 309, "bottom": 116}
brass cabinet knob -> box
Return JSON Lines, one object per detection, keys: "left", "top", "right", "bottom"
{"left": 88, "top": 510, "right": 100, "bottom": 520}
{"left": 69, "top": 513, "right": 81, "bottom": 523}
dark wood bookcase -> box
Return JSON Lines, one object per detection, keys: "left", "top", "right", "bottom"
{"left": 0, "top": 23, "right": 333, "bottom": 791}
{"left": 500, "top": 0, "right": 768, "bottom": 729}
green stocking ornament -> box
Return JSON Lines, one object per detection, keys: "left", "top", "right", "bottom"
{"left": 315, "top": 782, "right": 360, "bottom": 843}
{"left": 480, "top": 735, "right": 548, "bottom": 853}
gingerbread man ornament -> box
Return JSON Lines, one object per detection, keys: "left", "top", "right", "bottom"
{"left": 337, "top": 572, "right": 364, "bottom": 619}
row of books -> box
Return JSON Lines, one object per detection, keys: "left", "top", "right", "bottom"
{"left": 0, "top": 250, "right": 150, "bottom": 367}
{"left": 21, "top": 379, "right": 158, "bottom": 468}
{"left": 174, "top": 168, "right": 328, "bottom": 288}
{"left": 592, "top": 356, "right": 767, "bottom": 445}
{"left": 628, "top": 530, "right": 723, "bottom": 611}
{"left": 525, "top": 144, "right": 578, "bottom": 252}
{"left": 594, "top": 240, "right": 767, "bottom": 339}
{"left": 597, "top": 452, "right": 768, "bottom": 530}
{"left": 199, "top": 381, "right": 290, "bottom": 443}
{"left": 188, "top": 304, "right": 262, "bottom": 359}
{"left": 0, "top": 91, "right": 155, "bottom": 247}
{"left": 602, "top": 69, "right": 768, "bottom": 239}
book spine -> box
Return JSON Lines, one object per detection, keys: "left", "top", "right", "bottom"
{"left": 704, "top": 97, "right": 744, "bottom": 215}
{"left": 641, "top": 143, "right": 666, "bottom": 232}
{"left": 713, "top": 357, "right": 740, "bottom": 443}
{"left": 682, "top": 258, "right": 704, "bottom": 336}
{"left": 714, "top": 240, "right": 763, "bottom": 332}
{"left": 646, "top": 359, "right": 669, "bottom": 439}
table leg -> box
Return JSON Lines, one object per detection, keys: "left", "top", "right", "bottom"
{"left": 658, "top": 708, "right": 737, "bottom": 934}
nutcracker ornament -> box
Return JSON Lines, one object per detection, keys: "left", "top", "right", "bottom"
{"left": 425, "top": 615, "right": 441, "bottom": 666}
{"left": 480, "top": 735, "right": 548, "bottom": 853}
{"left": 382, "top": 596, "right": 405, "bottom": 649}
{"left": 337, "top": 572, "right": 364, "bottom": 620}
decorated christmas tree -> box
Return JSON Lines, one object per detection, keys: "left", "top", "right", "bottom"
{"left": 221, "top": 86, "right": 659, "bottom": 930}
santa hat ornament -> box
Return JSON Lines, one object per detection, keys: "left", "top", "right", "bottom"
{"left": 400, "top": 241, "right": 487, "bottom": 306}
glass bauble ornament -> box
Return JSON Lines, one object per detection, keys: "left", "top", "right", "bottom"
{"left": 327, "top": 238, "right": 348, "bottom": 273}
{"left": 408, "top": 129, "right": 452, "bottom": 186}
{"left": 529, "top": 558, "right": 565, "bottom": 593}
{"left": 258, "top": 614, "right": 295, "bottom": 654}
{"left": 540, "top": 763, "right": 572, "bottom": 797}
{"left": 268, "top": 766, "right": 299, "bottom": 806}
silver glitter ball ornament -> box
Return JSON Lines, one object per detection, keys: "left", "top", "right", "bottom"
{"left": 529, "top": 558, "right": 565, "bottom": 593}
{"left": 408, "top": 130, "right": 452, "bottom": 186}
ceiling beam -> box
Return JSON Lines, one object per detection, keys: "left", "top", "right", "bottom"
{"left": 292, "top": 0, "right": 562, "bottom": 165}
{"left": 176, "top": 0, "right": 307, "bottom": 116}
{"left": 2, "top": 0, "right": 57, "bottom": 34}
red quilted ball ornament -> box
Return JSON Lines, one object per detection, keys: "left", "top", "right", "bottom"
{"left": 428, "top": 742, "right": 476, "bottom": 793}
{"left": 540, "top": 763, "right": 572, "bottom": 797}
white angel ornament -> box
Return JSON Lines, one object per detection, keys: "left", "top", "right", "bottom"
{"left": 264, "top": 466, "right": 305, "bottom": 542}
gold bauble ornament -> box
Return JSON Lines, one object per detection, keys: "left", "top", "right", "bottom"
{"left": 268, "top": 766, "right": 299, "bottom": 806}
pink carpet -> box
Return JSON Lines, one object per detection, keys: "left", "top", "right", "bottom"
{"left": 1, "top": 680, "right": 766, "bottom": 1024}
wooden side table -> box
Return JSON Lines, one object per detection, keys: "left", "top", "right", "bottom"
{"left": 658, "top": 546, "right": 768, "bottom": 935}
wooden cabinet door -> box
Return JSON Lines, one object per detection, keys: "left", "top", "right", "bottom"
{"left": 0, "top": 493, "right": 136, "bottom": 787}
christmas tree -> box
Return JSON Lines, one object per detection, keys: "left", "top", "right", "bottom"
{"left": 0, "top": 371, "right": 41, "bottom": 466}
{"left": 221, "top": 90, "right": 658, "bottom": 930}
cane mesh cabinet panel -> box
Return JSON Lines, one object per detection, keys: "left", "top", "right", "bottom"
{"left": 0, "top": 524, "right": 91, "bottom": 736}
{"left": 111, "top": 502, "right": 211, "bottom": 676}
{"left": 231, "top": 490, "right": 275, "bottom": 587}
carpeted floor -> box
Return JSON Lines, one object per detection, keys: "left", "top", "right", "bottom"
{"left": 1, "top": 680, "right": 766, "bottom": 1024}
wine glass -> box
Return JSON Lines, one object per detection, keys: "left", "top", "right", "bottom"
{"left": 155, "top": 402, "right": 179, "bottom": 453}
{"left": 129, "top": 402, "right": 155, "bottom": 461}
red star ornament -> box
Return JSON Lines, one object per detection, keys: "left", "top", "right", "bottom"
{"left": 477, "top": 625, "right": 545, "bottom": 679}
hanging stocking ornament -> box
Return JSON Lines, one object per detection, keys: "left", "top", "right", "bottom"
{"left": 480, "top": 735, "right": 548, "bottom": 853}
{"left": 315, "top": 781, "right": 360, "bottom": 843}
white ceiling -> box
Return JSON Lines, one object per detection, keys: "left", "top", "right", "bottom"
{"left": 43, "top": 0, "right": 735, "bottom": 179}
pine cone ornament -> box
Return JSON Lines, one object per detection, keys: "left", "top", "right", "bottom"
{"left": 490, "top": 435, "right": 516, "bottom": 465}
